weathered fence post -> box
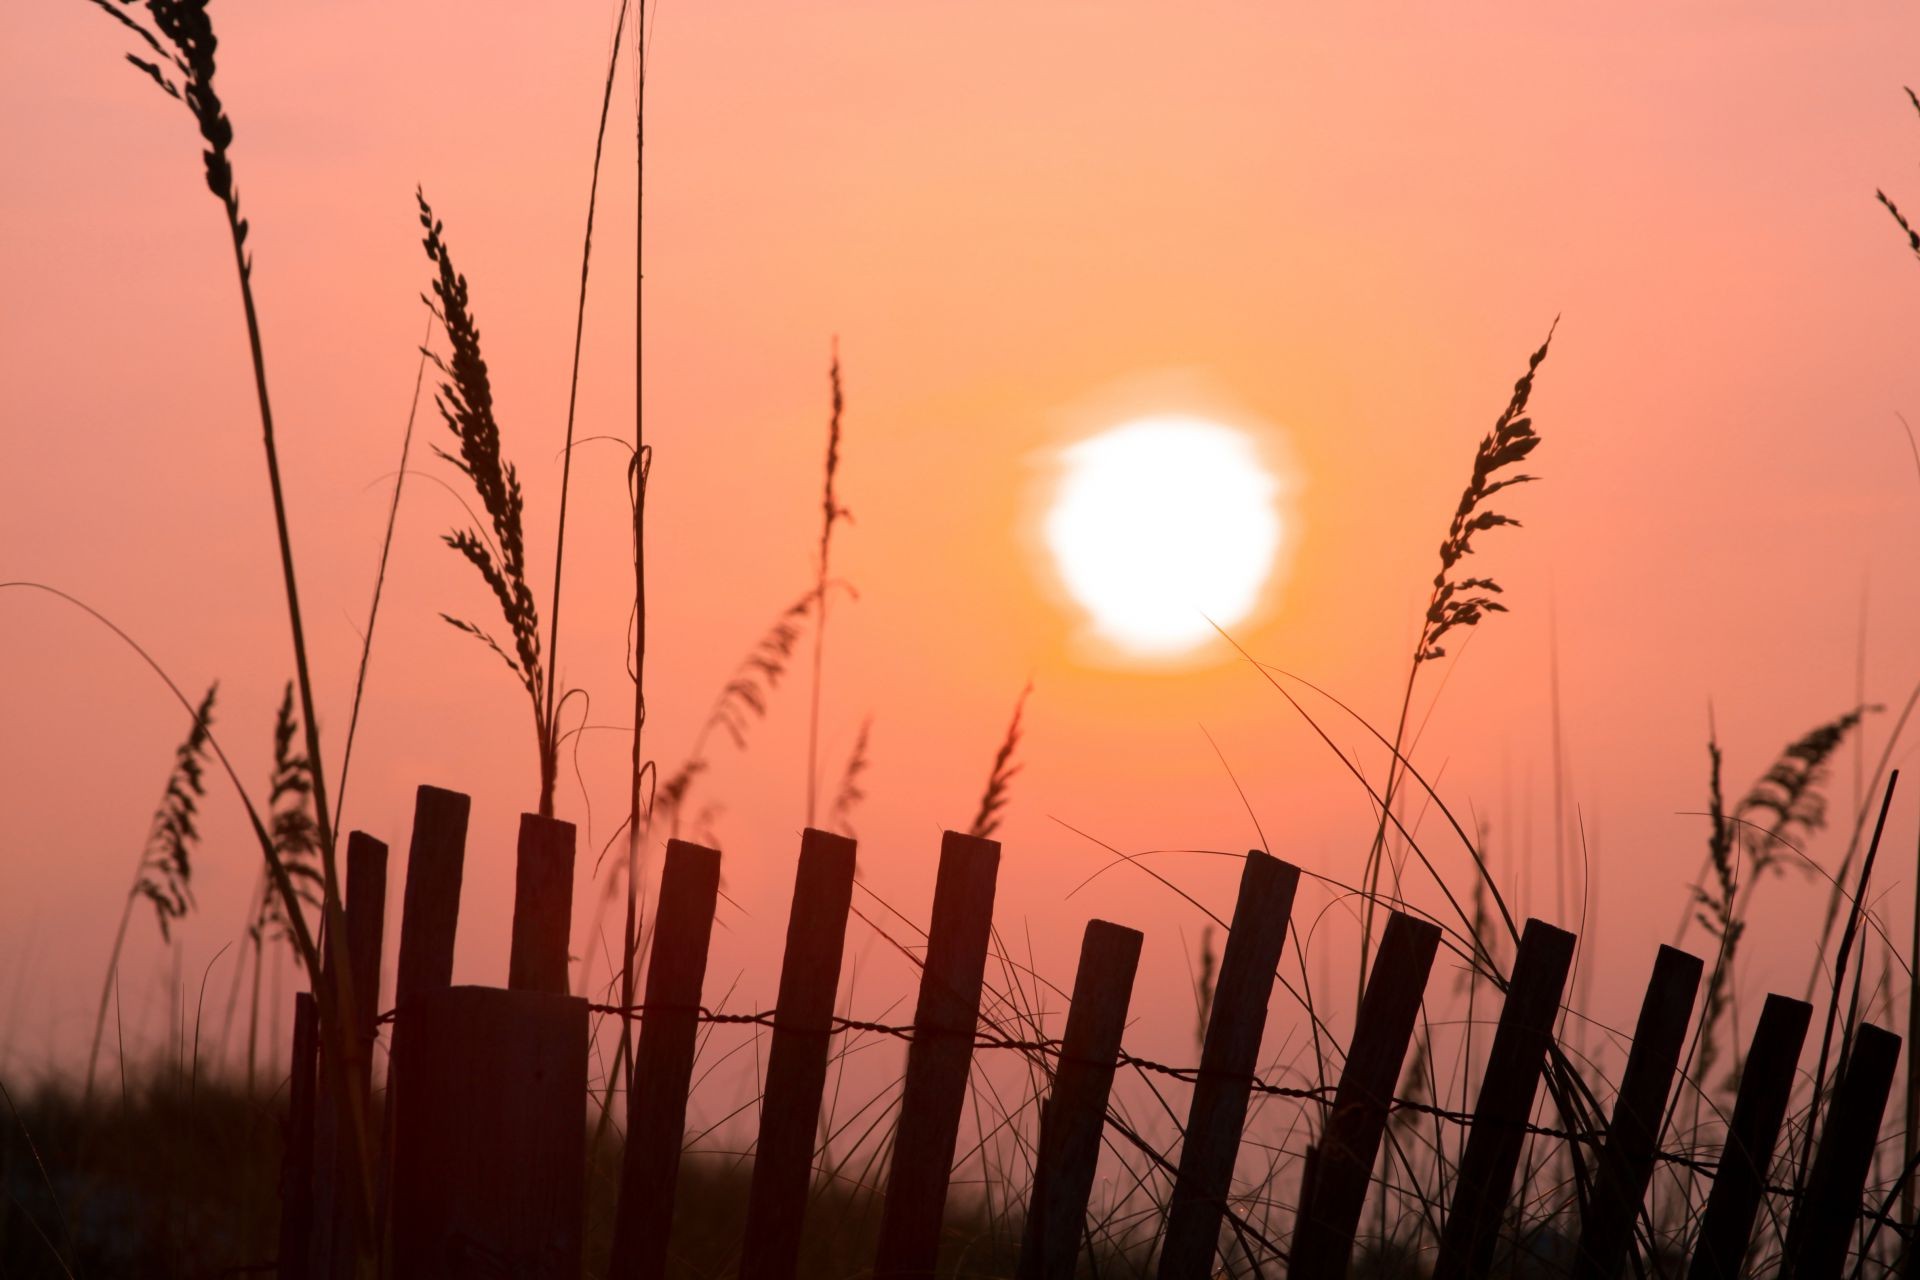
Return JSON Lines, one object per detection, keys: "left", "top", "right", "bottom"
{"left": 379, "top": 785, "right": 469, "bottom": 1235}
{"left": 388, "top": 986, "right": 590, "bottom": 1278}
{"left": 873, "top": 831, "right": 1003, "bottom": 1279}
{"left": 1687, "top": 993, "right": 1813, "bottom": 1280}
{"left": 609, "top": 838, "right": 723, "bottom": 1280}
{"left": 1433, "top": 918, "right": 1577, "bottom": 1280}
{"left": 1782, "top": 1021, "right": 1902, "bottom": 1280}
{"left": 509, "top": 813, "right": 576, "bottom": 995}
{"left": 1155, "top": 850, "right": 1300, "bottom": 1280}
{"left": 278, "top": 990, "right": 320, "bottom": 1280}
{"left": 1291, "top": 909, "right": 1442, "bottom": 1277}
{"left": 1015, "top": 918, "right": 1144, "bottom": 1280}
{"left": 741, "top": 828, "right": 860, "bottom": 1280}
{"left": 310, "top": 830, "right": 389, "bottom": 1278}
{"left": 1571, "top": 944, "right": 1703, "bottom": 1280}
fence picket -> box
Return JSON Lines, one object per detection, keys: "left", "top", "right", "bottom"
{"left": 310, "top": 830, "right": 389, "bottom": 1278}
{"left": 389, "top": 986, "right": 589, "bottom": 1278}
{"left": 741, "top": 828, "right": 860, "bottom": 1280}
{"left": 873, "top": 831, "right": 1003, "bottom": 1280}
{"left": 1783, "top": 1022, "right": 1902, "bottom": 1280}
{"left": 1687, "top": 993, "right": 1813, "bottom": 1280}
{"left": 609, "top": 838, "right": 724, "bottom": 1280}
{"left": 1432, "top": 918, "right": 1577, "bottom": 1280}
{"left": 1015, "top": 918, "right": 1144, "bottom": 1280}
{"left": 509, "top": 813, "right": 576, "bottom": 995}
{"left": 1155, "top": 851, "right": 1301, "bottom": 1280}
{"left": 1572, "top": 944, "right": 1704, "bottom": 1280}
{"left": 278, "top": 991, "right": 319, "bottom": 1280}
{"left": 380, "top": 785, "right": 469, "bottom": 1236}
{"left": 1291, "top": 909, "right": 1441, "bottom": 1278}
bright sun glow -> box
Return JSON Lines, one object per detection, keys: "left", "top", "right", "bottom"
{"left": 1046, "top": 417, "right": 1285, "bottom": 657}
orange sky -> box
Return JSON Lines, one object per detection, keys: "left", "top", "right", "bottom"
{"left": 7, "top": 2, "right": 1920, "bottom": 1095}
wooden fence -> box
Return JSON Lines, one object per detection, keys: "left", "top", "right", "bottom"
{"left": 276, "top": 785, "right": 1912, "bottom": 1279}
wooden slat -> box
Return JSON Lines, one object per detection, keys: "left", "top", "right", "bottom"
{"left": 1783, "top": 1022, "right": 1902, "bottom": 1280}
{"left": 1291, "top": 910, "right": 1442, "bottom": 1278}
{"left": 1433, "top": 918, "right": 1577, "bottom": 1280}
{"left": 873, "top": 831, "right": 1003, "bottom": 1279}
{"left": 389, "top": 986, "right": 589, "bottom": 1279}
{"left": 379, "top": 785, "right": 469, "bottom": 1235}
{"left": 608, "top": 838, "right": 723, "bottom": 1280}
{"left": 310, "top": 831, "right": 389, "bottom": 1278}
{"left": 278, "top": 991, "right": 320, "bottom": 1280}
{"left": 1155, "top": 851, "right": 1301, "bottom": 1280}
{"left": 741, "top": 828, "right": 860, "bottom": 1280}
{"left": 509, "top": 813, "right": 576, "bottom": 995}
{"left": 1571, "top": 944, "right": 1704, "bottom": 1280}
{"left": 1015, "top": 918, "right": 1144, "bottom": 1280}
{"left": 1687, "top": 993, "right": 1812, "bottom": 1280}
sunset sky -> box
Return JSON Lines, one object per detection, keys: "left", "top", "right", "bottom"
{"left": 7, "top": 1, "right": 1920, "bottom": 1093}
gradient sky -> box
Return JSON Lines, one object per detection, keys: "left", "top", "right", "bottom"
{"left": 7, "top": 2, "right": 1920, "bottom": 1102}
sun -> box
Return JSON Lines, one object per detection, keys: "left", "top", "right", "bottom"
{"left": 1044, "top": 416, "right": 1289, "bottom": 658}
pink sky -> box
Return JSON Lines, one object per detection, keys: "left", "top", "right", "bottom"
{"left": 6, "top": 2, "right": 1920, "bottom": 1106}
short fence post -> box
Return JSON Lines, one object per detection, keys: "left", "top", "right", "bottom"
{"left": 608, "top": 838, "right": 723, "bottom": 1280}
{"left": 310, "top": 831, "right": 389, "bottom": 1278}
{"left": 388, "top": 986, "right": 590, "bottom": 1278}
{"left": 1015, "top": 918, "right": 1144, "bottom": 1280}
{"left": 1782, "top": 1022, "right": 1902, "bottom": 1280}
{"left": 509, "top": 813, "right": 576, "bottom": 995}
{"left": 1571, "top": 944, "right": 1704, "bottom": 1280}
{"left": 1433, "top": 918, "right": 1577, "bottom": 1280}
{"left": 741, "top": 828, "right": 860, "bottom": 1280}
{"left": 1687, "top": 993, "right": 1812, "bottom": 1280}
{"left": 873, "top": 831, "right": 1003, "bottom": 1280}
{"left": 379, "top": 785, "right": 469, "bottom": 1234}
{"left": 278, "top": 990, "right": 320, "bottom": 1280}
{"left": 1292, "top": 909, "right": 1441, "bottom": 1277}
{"left": 1155, "top": 851, "right": 1301, "bottom": 1280}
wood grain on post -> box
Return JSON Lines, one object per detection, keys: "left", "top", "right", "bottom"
{"left": 1782, "top": 1022, "right": 1902, "bottom": 1280}
{"left": 873, "top": 831, "right": 1003, "bottom": 1280}
{"left": 1687, "top": 994, "right": 1812, "bottom": 1280}
{"left": 388, "top": 986, "right": 589, "bottom": 1279}
{"left": 608, "top": 838, "right": 723, "bottom": 1280}
{"left": 1015, "top": 919, "right": 1144, "bottom": 1280}
{"left": 509, "top": 813, "right": 576, "bottom": 995}
{"left": 1155, "top": 851, "right": 1301, "bottom": 1280}
{"left": 1432, "top": 918, "right": 1577, "bottom": 1280}
{"left": 278, "top": 991, "right": 320, "bottom": 1280}
{"left": 379, "top": 785, "right": 468, "bottom": 1233}
{"left": 1571, "top": 944, "right": 1704, "bottom": 1280}
{"left": 310, "top": 831, "right": 389, "bottom": 1278}
{"left": 1291, "top": 910, "right": 1441, "bottom": 1278}
{"left": 741, "top": 828, "right": 859, "bottom": 1280}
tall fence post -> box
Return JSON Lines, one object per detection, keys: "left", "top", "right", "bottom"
{"left": 873, "top": 831, "right": 1003, "bottom": 1280}
{"left": 1783, "top": 1022, "right": 1902, "bottom": 1280}
{"left": 1433, "top": 918, "right": 1577, "bottom": 1280}
{"left": 1155, "top": 851, "right": 1301, "bottom": 1280}
{"left": 310, "top": 830, "right": 389, "bottom": 1279}
{"left": 278, "top": 990, "right": 320, "bottom": 1280}
{"left": 609, "top": 838, "right": 723, "bottom": 1280}
{"left": 1687, "top": 993, "right": 1813, "bottom": 1280}
{"left": 379, "top": 785, "right": 469, "bottom": 1236}
{"left": 1291, "top": 909, "right": 1441, "bottom": 1278}
{"left": 509, "top": 813, "right": 576, "bottom": 995}
{"left": 1015, "top": 918, "right": 1144, "bottom": 1280}
{"left": 1571, "top": 944, "right": 1703, "bottom": 1280}
{"left": 741, "top": 829, "right": 860, "bottom": 1280}
{"left": 389, "top": 986, "right": 590, "bottom": 1278}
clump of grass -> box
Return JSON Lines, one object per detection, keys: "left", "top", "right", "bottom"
{"left": 416, "top": 191, "right": 560, "bottom": 818}
{"left": 806, "top": 346, "right": 850, "bottom": 826}
{"left": 968, "top": 682, "right": 1030, "bottom": 840}
{"left": 85, "top": 682, "right": 218, "bottom": 1102}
